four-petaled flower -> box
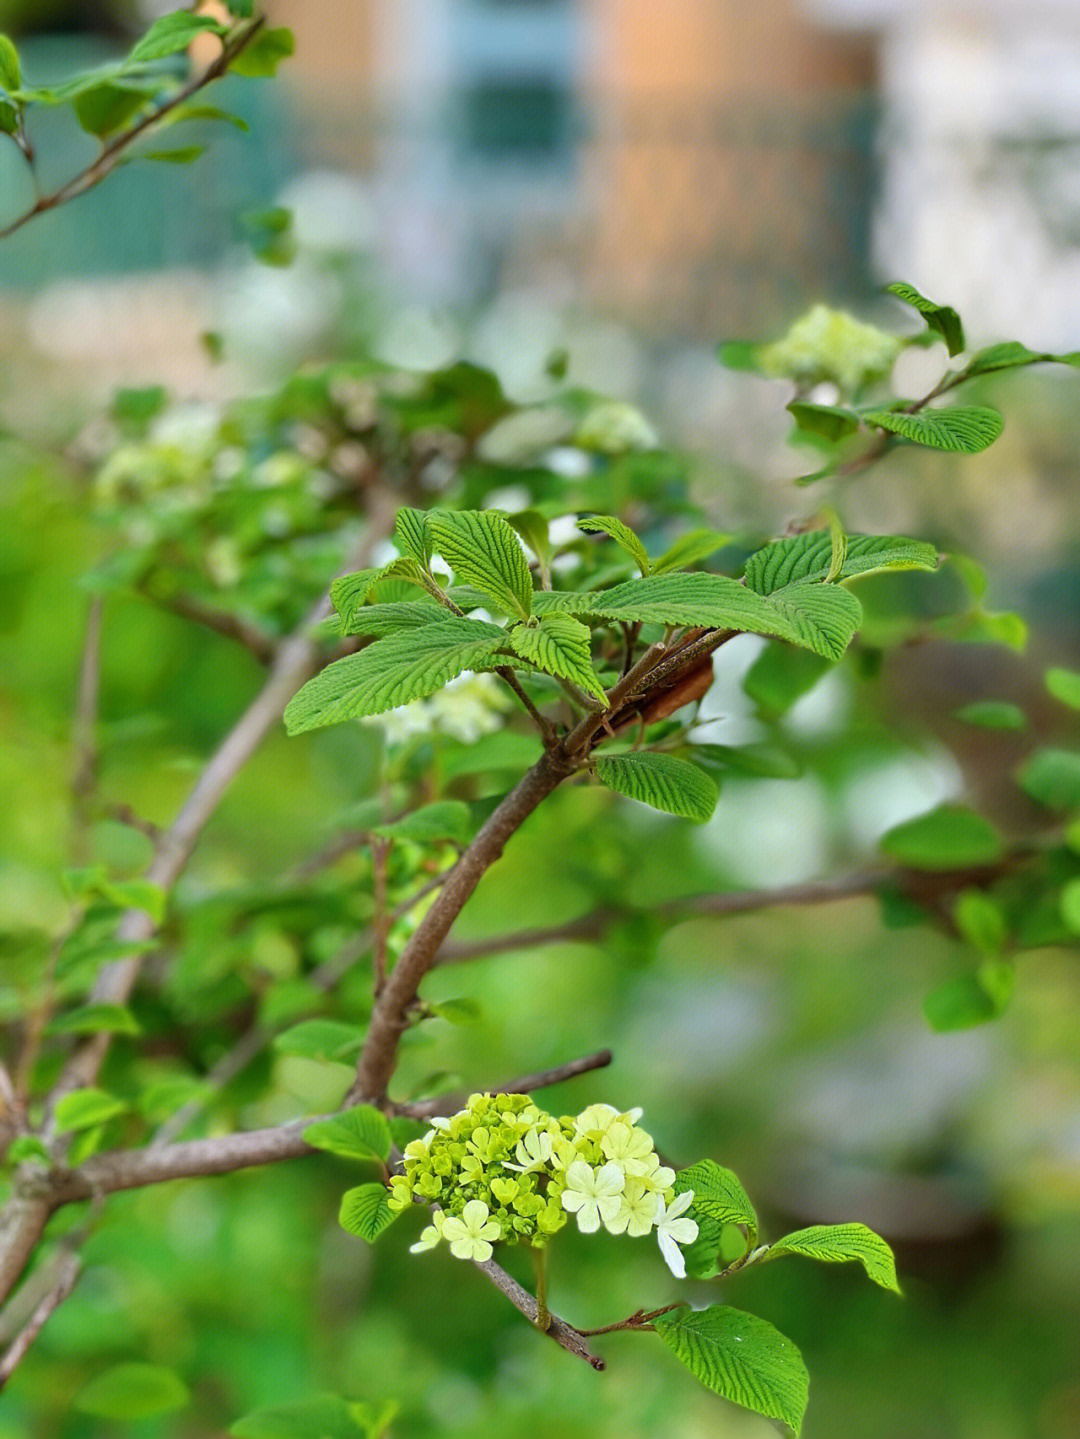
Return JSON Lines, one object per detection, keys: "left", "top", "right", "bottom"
{"left": 605, "top": 1178, "right": 659, "bottom": 1237}
{"left": 600, "top": 1122, "right": 656, "bottom": 1173}
{"left": 440, "top": 1200, "right": 502, "bottom": 1262}
{"left": 560, "top": 1159, "right": 625, "bottom": 1233}
{"left": 654, "top": 1191, "right": 699, "bottom": 1278}
{"left": 409, "top": 1209, "right": 447, "bottom": 1254}
{"left": 505, "top": 1126, "right": 554, "bottom": 1174}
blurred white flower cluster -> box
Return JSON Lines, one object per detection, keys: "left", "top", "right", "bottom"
{"left": 371, "top": 671, "right": 513, "bottom": 746}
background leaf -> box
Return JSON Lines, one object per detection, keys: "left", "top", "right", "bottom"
{"left": 862, "top": 407, "right": 1003, "bottom": 454}
{"left": 879, "top": 804, "right": 1003, "bottom": 869}
{"left": 577, "top": 514, "right": 650, "bottom": 575}
{"left": 769, "top": 1223, "right": 901, "bottom": 1292}
{"left": 74, "top": 1363, "right": 190, "bottom": 1419}
{"left": 886, "top": 280, "right": 965, "bottom": 355}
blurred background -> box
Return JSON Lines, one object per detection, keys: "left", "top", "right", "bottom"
{"left": 1, "top": 2, "right": 1080, "bottom": 1437}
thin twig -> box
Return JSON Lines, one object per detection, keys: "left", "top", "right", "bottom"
{"left": 475, "top": 1259, "right": 604, "bottom": 1369}
{"left": 0, "top": 18, "right": 266, "bottom": 242}
{"left": 70, "top": 595, "right": 103, "bottom": 859}
{"left": 496, "top": 668, "right": 558, "bottom": 745}
{"left": 372, "top": 837, "right": 391, "bottom": 996}
{"left": 0, "top": 1249, "right": 82, "bottom": 1390}
{"left": 391, "top": 1049, "right": 613, "bottom": 1118}
{"left": 139, "top": 589, "right": 278, "bottom": 664}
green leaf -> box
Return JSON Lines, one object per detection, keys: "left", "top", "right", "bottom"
{"left": 1046, "top": 667, "right": 1080, "bottom": 710}
{"left": 940, "top": 608, "right": 1028, "bottom": 651}
{"left": 165, "top": 101, "right": 250, "bottom": 131}
{"left": 743, "top": 643, "right": 833, "bottom": 720}
{"left": 226, "top": 0, "right": 255, "bottom": 16}
{"left": 769, "top": 1222, "right": 901, "bottom": 1292}
{"left": 394, "top": 508, "right": 432, "bottom": 566}
{"left": 240, "top": 206, "right": 296, "bottom": 266}
{"left": 272, "top": 1020, "right": 363, "bottom": 1063}
{"left": 374, "top": 800, "right": 473, "bottom": 846}
{"left": 75, "top": 1363, "right": 190, "bottom": 1419}
{"left": 694, "top": 741, "right": 802, "bottom": 779}
{"left": 651, "top": 529, "right": 731, "bottom": 575}
{"left": 73, "top": 81, "right": 152, "bottom": 137}
{"left": 429, "top": 511, "right": 533, "bottom": 620}
{"left": 339, "top": 1183, "right": 400, "bottom": 1242}
{"left": 594, "top": 752, "right": 718, "bottom": 822}
{"left": 533, "top": 573, "right": 861, "bottom": 661}
{"left": 53, "top": 1088, "right": 129, "bottom": 1132}
{"left": 880, "top": 804, "right": 1003, "bottom": 870}
{"left": 786, "top": 400, "right": 859, "bottom": 441}
{"left": 428, "top": 997, "right": 482, "bottom": 1025}
{"left": 507, "top": 510, "right": 552, "bottom": 566}
{"left": 127, "top": 13, "right": 227, "bottom": 65}
{"left": 228, "top": 27, "right": 295, "bottom": 77}
{"left": 232, "top": 1394, "right": 396, "bottom": 1439}
{"left": 1059, "top": 878, "right": 1080, "bottom": 934}
{"left": 954, "top": 888, "right": 1007, "bottom": 954}
{"left": 303, "top": 1106, "right": 392, "bottom": 1163}
{"left": 284, "top": 619, "right": 508, "bottom": 734}
{"left": 331, "top": 562, "right": 426, "bottom": 631}
{"left": 924, "top": 962, "right": 1014, "bottom": 1031}
{"left": 6, "top": 1135, "right": 50, "bottom": 1164}
{"left": 653, "top": 1305, "right": 809, "bottom": 1435}
{"left": 862, "top": 406, "right": 1003, "bottom": 454}
{"left": 886, "top": 280, "right": 965, "bottom": 355}
{"left": 577, "top": 515, "right": 650, "bottom": 575}
{"left": 139, "top": 145, "right": 206, "bottom": 164}
{"left": 716, "top": 340, "right": 762, "bottom": 372}
{"left": 743, "top": 531, "right": 939, "bottom": 594}
{"left": 952, "top": 701, "right": 1026, "bottom": 730}
{"left": 961, "top": 340, "right": 1047, "bottom": 376}
{"left": 0, "top": 34, "right": 21, "bottom": 90}
{"left": 1016, "top": 748, "right": 1080, "bottom": 810}
{"left": 45, "top": 1003, "right": 141, "bottom": 1036}
{"left": 338, "top": 600, "right": 444, "bottom": 638}
{"left": 509, "top": 614, "right": 606, "bottom": 701}
{"left": 673, "top": 1160, "right": 758, "bottom": 1244}
{"left": 439, "top": 729, "right": 543, "bottom": 781}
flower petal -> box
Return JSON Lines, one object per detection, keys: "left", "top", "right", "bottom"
{"left": 657, "top": 1227, "right": 688, "bottom": 1278}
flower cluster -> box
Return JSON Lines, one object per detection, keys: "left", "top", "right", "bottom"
{"left": 389, "top": 1093, "right": 698, "bottom": 1277}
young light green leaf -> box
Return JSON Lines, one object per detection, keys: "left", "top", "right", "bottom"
{"left": 428, "top": 997, "right": 482, "bottom": 1025}
{"left": 509, "top": 614, "right": 606, "bottom": 701}
{"left": 924, "top": 963, "right": 1014, "bottom": 1031}
{"left": 228, "top": 26, "right": 295, "bottom": 77}
{"left": 303, "top": 1106, "right": 392, "bottom": 1163}
{"left": 0, "top": 35, "right": 21, "bottom": 91}
{"left": 139, "top": 145, "right": 206, "bottom": 164}
{"left": 1060, "top": 878, "right": 1080, "bottom": 934}
{"left": 653, "top": 1305, "right": 809, "bottom": 1435}
{"left": 163, "top": 101, "right": 250, "bottom": 131}
{"left": 284, "top": 619, "right": 507, "bottom": 734}
{"left": 374, "top": 800, "right": 473, "bottom": 846}
{"left": 127, "top": 12, "right": 227, "bottom": 65}
{"left": 786, "top": 400, "right": 860, "bottom": 442}
{"left": 240, "top": 206, "right": 296, "bottom": 266}
{"left": 1016, "top": 748, "right": 1080, "bottom": 810}
{"left": 879, "top": 804, "right": 1003, "bottom": 869}
{"left": 339, "top": 1184, "right": 400, "bottom": 1243}
{"left": 429, "top": 511, "right": 533, "bottom": 619}
{"left": 768, "top": 1222, "right": 901, "bottom": 1293}
{"left": 272, "top": 1020, "right": 363, "bottom": 1063}
{"left": 54, "top": 1088, "right": 129, "bottom": 1132}
{"left": 886, "top": 280, "right": 965, "bottom": 355}
{"left": 394, "top": 507, "right": 432, "bottom": 565}
{"left": 231, "top": 1393, "right": 395, "bottom": 1439}
{"left": 862, "top": 406, "right": 1003, "bottom": 454}
{"left": 651, "top": 529, "right": 731, "bottom": 575}
{"left": 74, "top": 1363, "right": 190, "bottom": 1420}
{"left": 1046, "top": 667, "right": 1080, "bottom": 710}
{"left": 6, "top": 1135, "right": 50, "bottom": 1165}
{"left": 954, "top": 888, "right": 1007, "bottom": 954}
{"left": 673, "top": 1160, "right": 758, "bottom": 1244}
{"left": 961, "top": 340, "right": 1047, "bottom": 377}
{"left": 952, "top": 701, "right": 1026, "bottom": 730}
{"left": 507, "top": 510, "right": 552, "bottom": 566}
{"left": 695, "top": 741, "right": 802, "bottom": 780}
{"left": 577, "top": 515, "right": 650, "bottom": 575}
{"left": 594, "top": 752, "right": 718, "bottom": 822}
{"left": 331, "top": 561, "right": 425, "bottom": 631}
{"left": 45, "top": 1003, "right": 141, "bottom": 1036}
{"left": 743, "top": 531, "right": 938, "bottom": 594}
{"left": 533, "top": 573, "right": 861, "bottom": 660}
{"left": 73, "top": 81, "right": 153, "bottom": 137}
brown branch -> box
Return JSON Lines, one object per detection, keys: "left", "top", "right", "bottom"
{"left": 391, "top": 1049, "right": 614, "bottom": 1119}
{"left": 139, "top": 589, "right": 278, "bottom": 664}
{"left": 0, "top": 1195, "right": 53, "bottom": 1312}
{"left": 371, "top": 837, "right": 391, "bottom": 996}
{"left": 0, "top": 17, "right": 266, "bottom": 242}
{"left": 0, "top": 1249, "right": 82, "bottom": 1390}
{"left": 70, "top": 595, "right": 103, "bottom": 858}
{"left": 475, "top": 1259, "right": 604, "bottom": 1369}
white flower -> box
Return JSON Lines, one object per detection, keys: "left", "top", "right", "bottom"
{"left": 600, "top": 1122, "right": 656, "bottom": 1172}
{"left": 440, "top": 1200, "right": 502, "bottom": 1262}
{"left": 655, "top": 1191, "right": 699, "bottom": 1278}
{"left": 573, "top": 1104, "right": 622, "bottom": 1138}
{"left": 409, "top": 1209, "right": 447, "bottom": 1254}
{"left": 504, "top": 1126, "right": 554, "bottom": 1174}
{"left": 605, "top": 1179, "right": 659, "bottom": 1237}
{"left": 559, "top": 1160, "right": 625, "bottom": 1234}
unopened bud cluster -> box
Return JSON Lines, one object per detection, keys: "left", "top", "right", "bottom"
{"left": 389, "top": 1093, "right": 697, "bottom": 1275}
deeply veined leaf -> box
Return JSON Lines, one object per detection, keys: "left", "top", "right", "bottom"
{"left": 303, "top": 1106, "right": 392, "bottom": 1163}
{"left": 862, "top": 406, "right": 1003, "bottom": 454}
{"left": 339, "top": 1184, "right": 399, "bottom": 1242}
{"left": 651, "top": 529, "right": 731, "bottom": 575}
{"left": 127, "top": 12, "right": 227, "bottom": 65}
{"left": 429, "top": 511, "right": 533, "bottom": 619}
{"left": 45, "top": 1003, "right": 141, "bottom": 1036}
{"left": 339, "top": 600, "right": 445, "bottom": 638}
{"left": 886, "top": 280, "right": 965, "bottom": 355}
{"left": 74, "top": 1363, "right": 190, "bottom": 1419}
{"left": 577, "top": 514, "right": 650, "bottom": 575}
{"left": 509, "top": 614, "right": 606, "bottom": 701}
{"left": 272, "top": 1020, "right": 363, "bottom": 1062}
{"left": 594, "top": 752, "right": 718, "bottom": 822}
{"left": 879, "top": 804, "right": 1003, "bottom": 869}
{"left": 786, "top": 400, "right": 859, "bottom": 441}
{"left": 744, "top": 531, "right": 939, "bottom": 594}
{"left": 1016, "top": 748, "right": 1080, "bottom": 810}
{"left": 228, "top": 26, "right": 295, "bottom": 77}
{"left": 673, "top": 1159, "right": 758, "bottom": 1244}
{"left": 284, "top": 619, "right": 508, "bottom": 734}
{"left": 653, "top": 1305, "right": 809, "bottom": 1435}
{"left": 533, "top": 573, "right": 861, "bottom": 660}
{"left": 394, "top": 507, "right": 432, "bottom": 565}
{"left": 54, "top": 1088, "right": 129, "bottom": 1132}
{"left": 374, "top": 800, "right": 473, "bottom": 846}
{"left": 331, "top": 561, "right": 425, "bottom": 631}
{"left": 769, "top": 1223, "right": 901, "bottom": 1292}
